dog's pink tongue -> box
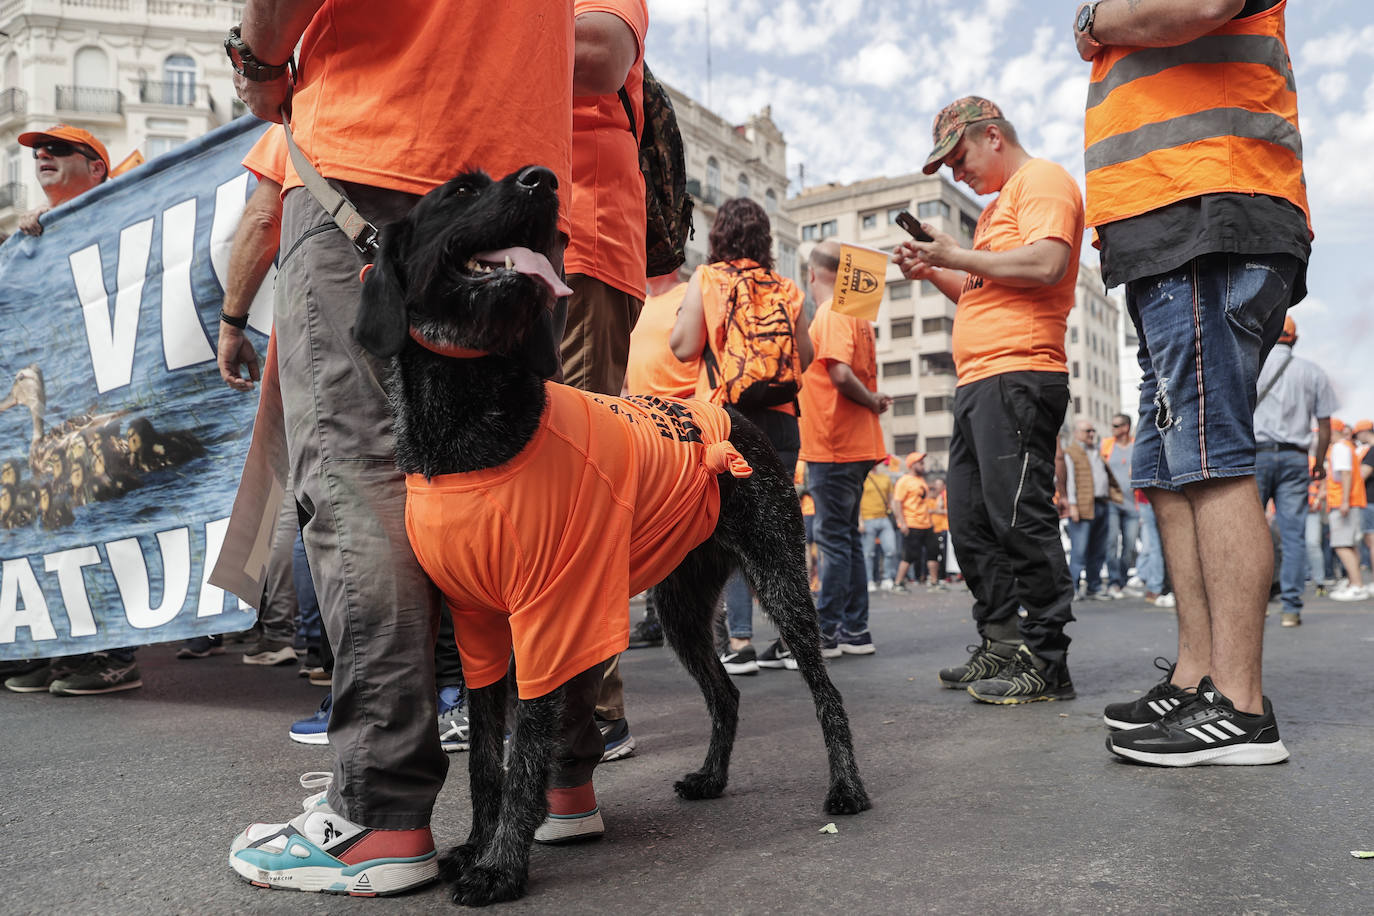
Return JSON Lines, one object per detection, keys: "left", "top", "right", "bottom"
{"left": 476, "top": 247, "right": 573, "bottom": 298}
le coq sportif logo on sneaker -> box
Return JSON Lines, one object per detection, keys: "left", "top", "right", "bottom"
{"left": 322, "top": 820, "right": 341, "bottom": 843}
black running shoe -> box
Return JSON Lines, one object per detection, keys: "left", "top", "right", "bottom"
{"left": 1102, "top": 657, "right": 1190, "bottom": 730}
{"left": 966, "top": 645, "right": 1076, "bottom": 704}
{"left": 719, "top": 645, "right": 759, "bottom": 676}
{"left": 937, "top": 637, "right": 1017, "bottom": 689}
{"left": 627, "top": 616, "right": 664, "bottom": 649}
{"left": 756, "top": 639, "right": 797, "bottom": 670}
{"left": 1106, "top": 676, "right": 1289, "bottom": 767}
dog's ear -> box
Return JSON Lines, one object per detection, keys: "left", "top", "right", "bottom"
{"left": 354, "top": 221, "right": 413, "bottom": 359}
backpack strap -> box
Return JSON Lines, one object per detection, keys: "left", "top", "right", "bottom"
{"left": 617, "top": 86, "right": 640, "bottom": 141}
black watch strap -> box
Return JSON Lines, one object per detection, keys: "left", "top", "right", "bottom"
{"left": 225, "top": 25, "right": 292, "bottom": 82}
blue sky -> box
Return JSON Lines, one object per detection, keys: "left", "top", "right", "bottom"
{"left": 645, "top": 0, "right": 1372, "bottom": 417}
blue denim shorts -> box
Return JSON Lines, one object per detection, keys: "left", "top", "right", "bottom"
{"left": 1126, "top": 253, "right": 1300, "bottom": 491}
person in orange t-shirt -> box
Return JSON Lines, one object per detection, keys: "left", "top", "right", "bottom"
{"left": 798, "top": 240, "right": 891, "bottom": 658}
{"left": 227, "top": 0, "right": 574, "bottom": 895}
{"left": 562, "top": 0, "right": 649, "bottom": 396}
{"left": 892, "top": 452, "right": 937, "bottom": 591}
{"left": 894, "top": 97, "right": 1080, "bottom": 704}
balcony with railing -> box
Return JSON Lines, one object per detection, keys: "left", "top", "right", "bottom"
{"left": 137, "top": 79, "right": 206, "bottom": 108}
{"left": 55, "top": 85, "right": 123, "bottom": 115}
{"left": 0, "top": 88, "right": 26, "bottom": 120}
{"left": 0, "top": 182, "right": 26, "bottom": 211}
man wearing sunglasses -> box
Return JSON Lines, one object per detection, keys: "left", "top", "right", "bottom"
{"left": 15, "top": 124, "right": 110, "bottom": 237}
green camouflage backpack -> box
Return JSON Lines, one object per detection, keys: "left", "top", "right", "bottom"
{"left": 618, "top": 61, "right": 695, "bottom": 278}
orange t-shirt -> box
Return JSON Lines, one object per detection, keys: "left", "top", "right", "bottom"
{"left": 405, "top": 384, "right": 748, "bottom": 699}
{"left": 931, "top": 491, "right": 948, "bottom": 533}
{"left": 564, "top": 0, "right": 648, "bottom": 299}
{"left": 1327, "top": 439, "right": 1367, "bottom": 509}
{"left": 694, "top": 260, "right": 805, "bottom": 415}
{"left": 625, "top": 282, "right": 697, "bottom": 397}
{"left": 952, "top": 158, "right": 1084, "bottom": 386}
{"left": 893, "top": 473, "right": 932, "bottom": 529}
{"left": 242, "top": 125, "right": 287, "bottom": 185}
{"left": 283, "top": 0, "right": 573, "bottom": 235}
{"left": 799, "top": 300, "right": 886, "bottom": 464}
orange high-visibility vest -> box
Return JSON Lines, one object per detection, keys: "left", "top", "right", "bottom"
{"left": 1327, "top": 440, "right": 1368, "bottom": 509}
{"left": 1084, "top": 1, "right": 1310, "bottom": 230}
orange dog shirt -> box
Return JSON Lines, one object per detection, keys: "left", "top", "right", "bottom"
{"left": 405, "top": 383, "right": 751, "bottom": 699}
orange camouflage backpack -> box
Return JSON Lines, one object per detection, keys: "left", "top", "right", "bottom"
{"left": 700, "top": 259, "right": 803, "bottom": 410}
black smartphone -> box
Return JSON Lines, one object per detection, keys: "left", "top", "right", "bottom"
{"left": 895, "top": 210, "right": 934, "bottom": 242}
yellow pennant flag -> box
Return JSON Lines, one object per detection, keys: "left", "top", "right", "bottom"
{"left": 832, "top": 243, "right": 888, "bottom": 321}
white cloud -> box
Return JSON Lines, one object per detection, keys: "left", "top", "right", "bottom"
{"left": 835, "top": 40, "right": 916, "bottom": 89}
{"left": 1317, "top": 71, "right": 1349, "bottom": 104}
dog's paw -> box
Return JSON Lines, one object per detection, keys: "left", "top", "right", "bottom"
{"left": 673, "top": 771, "right": 726, "bottom": 800}
{"left": 449, "top": 865, "right": 527, "bottom": 907}
{"left": 438, "top": 843, "right": 480, "bottom": 883}
{"left": 824, "top": 779, "right": 872, "bottom": 815}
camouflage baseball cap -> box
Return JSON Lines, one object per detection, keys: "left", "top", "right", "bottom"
{"left": 921, "top": 96, "right": 1003, "bottom": 175}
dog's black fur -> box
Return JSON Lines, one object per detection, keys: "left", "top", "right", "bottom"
{"left": 357, "top": 166, "right": 870, "bottom": 907}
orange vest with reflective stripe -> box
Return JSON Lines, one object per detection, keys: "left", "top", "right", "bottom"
{"left": 1084, "top": 1, "right": 1310, "bottom": 230}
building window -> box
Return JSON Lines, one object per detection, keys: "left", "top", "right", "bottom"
{"left": 889, "top": 282, "right": 911, "bottom": 300}
{"left": 1074, "top": 396, "right": 1082, "bottom": 414}
{"left": 74, "top": 46, "right": 110, "bottom": 88}
{"left": 925, "top": 436, "right": 951, "bottom": 454}
{"left": 820, "top": 219, "right": 838, "bottom": 239}
{"left": 924, "top": 395, "right": 954, "bottom": 413}
{"left": 921, "top": 316, "right": 954, "bottom": 335}
{"left": 163, "top": 54, "right": 196, "bottom": 106}
{"left": 959, "top": 212, "right": 978, "bottom": 241}
{"left": 801, "top": 223, "right": 818, "bottom": 241}
{"left": 146, "top": 135, "right": 180, "bottom": 159}
{"left": 882, "top": 359, "right": 912, "bottom": 378}
{"left": 919, "top": 352, "right": 957, "bottom": 376}
{"left": 887, "top": 207, "right": 906, "bottom": 225}
{"left": 1070, "top": 326, "right": 1079, "bottom": 344}
{"left": 1072, "top": 360, "right": 1080, "bottom": 378}
{"left": 892, "top": 395, "right": 917, "bottom": 416}
{"left": 894, "top": 434, "right": 919, "bottom": 455}
{"left": 737, "top": 172, "right": 749, "bottom": 199}
{"left": 706, "top": 157, "right": 720, "bottom": 204}
{"left": 861, "top": 213, "right": 877, "bottom": 230}
{"left": 917, "top": 200, "right": 950, "bottom": 220}
{"left": 919, "top": 279, "right": 940, "bottom": 297}
{"left": 778, "top": 242, "right": 798, "bottom": 282}
{"left": 890, "top": 318, "right": 913, "bottom": 338}
{"left": 764, "top": 188, "right": 778, "bottom": 212}
{"left": 1092, "top": 365, "right": 1099, "bottom": 385}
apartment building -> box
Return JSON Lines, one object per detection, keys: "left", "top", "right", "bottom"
{"left": 785, "top": 172, "right": 1125, "bottom": 468}
{"left": 0, "top": 0, "right": 244, "bottom": 232}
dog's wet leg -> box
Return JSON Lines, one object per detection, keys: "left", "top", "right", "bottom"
{"left": 440, "top": 677, "right": 509, "bottom": 885}
{"left": 653, "top": 541, "right": 738, "bottom": 801}
{"left": 450, "top": 689, "right": 562, "bottom": 907}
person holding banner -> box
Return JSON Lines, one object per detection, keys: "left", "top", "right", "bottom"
{"left": 670, "top": 196, "right": 812, "bottom": 673}
{"left": 894, "top": 97, "right": 1082, "bottom": 705}
{"left": 798, "top": 239, "right": 891, "bottom": 657}
{"left": 226, "top": 0, "right": 573, "bottom": 897}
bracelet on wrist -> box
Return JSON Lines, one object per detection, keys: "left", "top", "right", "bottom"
{"left": 219, "top": 309, "right": 249, "bottom": 329}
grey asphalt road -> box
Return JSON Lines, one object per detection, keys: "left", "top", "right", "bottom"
{"left": 3, "top": 587, "right": 1371, "bottom": 915}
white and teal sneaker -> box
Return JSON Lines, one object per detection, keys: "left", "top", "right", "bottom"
{"left": 229, "top": 773, "right": 438, "bottom": 896}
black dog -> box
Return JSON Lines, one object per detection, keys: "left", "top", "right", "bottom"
{"left": 357, "top": 165, "right": 870, "bottom": 907}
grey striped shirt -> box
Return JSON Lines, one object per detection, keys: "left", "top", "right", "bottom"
{"left": 1253, "top": 344, "right": 1338, "bottom": 449}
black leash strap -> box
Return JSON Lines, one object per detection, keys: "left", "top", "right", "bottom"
{"left": 280, "top": 112, "right": 379, "bottom": 259}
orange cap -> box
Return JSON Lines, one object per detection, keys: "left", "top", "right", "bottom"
{"left": 1330, "top": 417, "right": 1346, "bottom": 433}
{"left": 905, "top": 451, "right": 927, "bottom": 467}
{"left": 1355, "top": 419, "right": 1374, "bottom": 433}
{"left": 1278, "top": 314, "right": 1296, "bottom": 344}
{"left": 18, "top": 124, "right": 111, "bottom": 172}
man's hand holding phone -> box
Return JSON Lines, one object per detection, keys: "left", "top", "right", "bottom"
{"left": 892, "top": 210, "right": 964, "bottom": 280}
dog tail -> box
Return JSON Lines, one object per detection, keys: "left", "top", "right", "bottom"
{"left": 704, "top": 441, "right": 752, "bottom": 479}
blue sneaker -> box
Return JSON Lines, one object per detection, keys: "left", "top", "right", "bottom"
{"left": 597, "top": 714, "right": 636, "bottom": 762}
{"left": 839, "top": 629, "right": 876, "bottom": 655}
{"left": 230, "top": 773, "right": 438, "bottom": 896}
{"left": 290, "top": 693, "right": 331, "bottom": 746}
{"left": 437, "top": 686, "right": 469, "bottom": 752}
{"left": 819, "top": 630, "right": 843, "bottom": 659}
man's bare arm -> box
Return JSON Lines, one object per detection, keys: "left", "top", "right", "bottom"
{"left": 1085, "top": 0, "right": 1246, "bottom": 54}
{"left": 218, "top": 176, "right": 283, "bottom": 391}
{"left": 897, "top": 228, "right": 1072, "bottom": 290}
{"left": 234, "top": 0, "right": 326, "bottom": 121}
{"left": 574, "top": 11, "right": 639, "bottom": 96}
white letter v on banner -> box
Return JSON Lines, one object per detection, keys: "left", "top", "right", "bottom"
{"left": 68, "top": 218, "right": 155, "bottom": 394}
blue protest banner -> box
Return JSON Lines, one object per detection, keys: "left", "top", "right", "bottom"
{"left": 0, "top": 116, "right": 274, "bottom": 660}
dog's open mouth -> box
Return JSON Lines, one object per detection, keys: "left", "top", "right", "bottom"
{"left": 462, "top": 247, "right": 573, "bottom": 303}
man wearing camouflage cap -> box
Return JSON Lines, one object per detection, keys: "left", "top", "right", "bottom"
{"left": 894, "top": 96, "right": 1084, "bottom": 705}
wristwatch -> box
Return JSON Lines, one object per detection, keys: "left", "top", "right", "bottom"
{"left": 224, "top": 25, "right": 291, "bottom": 82}
{"left": 1075, "top": 1, "right": 1103, "bottom": 48}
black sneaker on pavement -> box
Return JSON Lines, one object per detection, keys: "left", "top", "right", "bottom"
{"left": 937, "top": 637, "right": 1017, "bottom": 689}
{"left": 838, "top": 629, "right": 876, "bottom": 655}
{"left": 966, "top": 645, "right": 1075, "bottom": 704}
{"left": 1106, "top": 676, "right": 1289, "bottom": 766}
{"left": 1102, "top": 657, "right": 1190, "bottom": 730}
{"left": 177, "top": 635, "right": 225, "bottom": 659}
{"left": 597, "top": 714, "right": 636, "bottom": 763}
{"left": 4, "top": 657, "right": 80, "bottom": 693}
{"left": 756, "top": 638, "right": 798, "bottom": 670}
{"left": 719, "top": 645, "right": 759, "bottom": 676}
{"left": 49, "top": 654, "right": 142, "bottom": 695}
{"left": 627, "top": 616, "right": 664, "bottom": 649}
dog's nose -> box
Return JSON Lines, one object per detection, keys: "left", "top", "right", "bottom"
{"left": 516, "top": 166, "right": 558, "bottom": 191}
